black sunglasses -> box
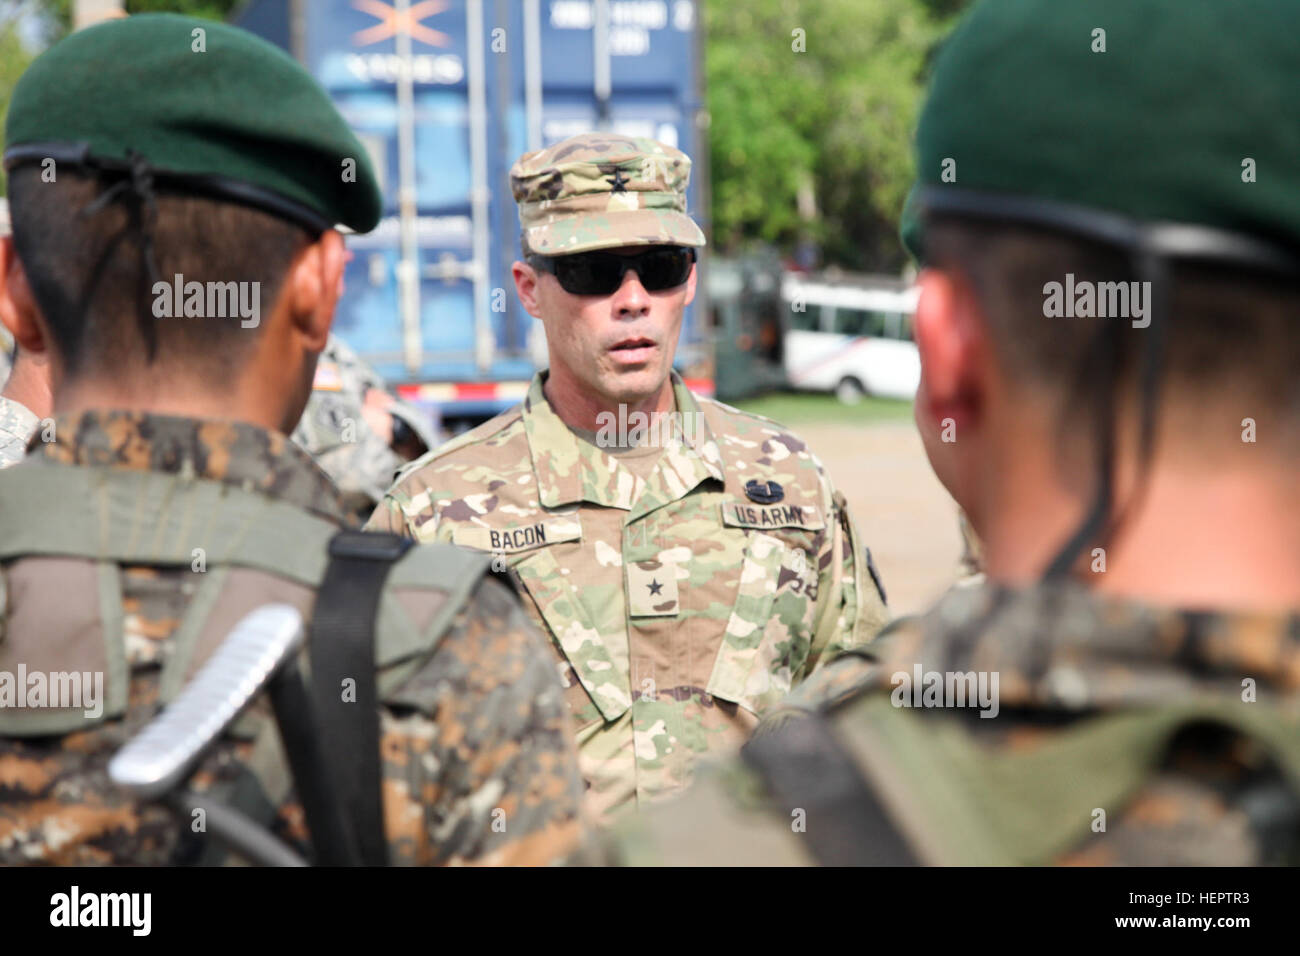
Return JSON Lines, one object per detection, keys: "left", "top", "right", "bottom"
{"left": 528, "top": 246, "right": 696, "bottom": 295}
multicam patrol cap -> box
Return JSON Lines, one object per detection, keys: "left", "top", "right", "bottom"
{"left": 510, "top": 132, "right": 706, "bottom": 256}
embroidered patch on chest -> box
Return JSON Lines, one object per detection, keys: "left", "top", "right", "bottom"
{"left": 627, "top": 559, "right": 680, "bottom": 617}
{"left": 745, "top": 479, "right": 784, "bottom": 503}
{"left": 721, "top": 500, "right": 824, "bottom": 531}
{"left": 451, "top": 517, "right": 582, "bottom": 554}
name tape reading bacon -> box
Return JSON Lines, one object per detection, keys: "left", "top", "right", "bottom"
{"left": 451, "top": 518, "right": 583, "bottom": 555}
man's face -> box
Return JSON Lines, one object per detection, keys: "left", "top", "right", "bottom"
{"left": 514, "top": 245, "right": 697, "bottom": 407}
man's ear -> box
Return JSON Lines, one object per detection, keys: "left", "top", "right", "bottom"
{"left": 682, "top": 261, "right": 698, "bottom": 307}
{"left": 913, "top": 266, "right": 986, "bottom": 430}
{"left": 512, "top": 260, "right": 542, "bottom": 317}
{"left": 285, "top": 229, "right": 345, "bottom": 352}
{"left": 0, "top": 237, "right": 49, "bottom": 355}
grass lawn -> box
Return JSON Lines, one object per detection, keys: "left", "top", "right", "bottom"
{"left": 731, "top": 390, "right": 915, "bottom": 427}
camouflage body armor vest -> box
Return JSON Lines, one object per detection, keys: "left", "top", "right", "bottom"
{"left": 0, "top": 461, "right": 493, "bottom": 863}
{"left": 746, "top": 692, "right": 1300, "bottom": 865}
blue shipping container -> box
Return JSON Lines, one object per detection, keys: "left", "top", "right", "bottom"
{"left": 235, "top": 0, "right": 711, "bottom": 423}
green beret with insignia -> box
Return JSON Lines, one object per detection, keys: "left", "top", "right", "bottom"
{"left": 510, "top": 132, "right": 706, "bottom": 256}
{"left": 903, "top": 0, "right": 1300, "bottom": 272}
{"left": 4, "top": 13, "right": 381, "bottom": 234}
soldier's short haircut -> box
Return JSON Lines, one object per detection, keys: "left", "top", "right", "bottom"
{"left": 925, "top": 216, "right": 1300, "bottom": 432}
{"left": 7, "top": 166, "right": 311, "bottom": 382}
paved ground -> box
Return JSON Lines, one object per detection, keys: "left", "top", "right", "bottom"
{"left": 798, "top": 420, "right": 963, "bottom": 618}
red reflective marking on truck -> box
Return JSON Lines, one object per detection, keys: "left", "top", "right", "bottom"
{"left": 455, "top": 383, "right": 499, "bottom": 400}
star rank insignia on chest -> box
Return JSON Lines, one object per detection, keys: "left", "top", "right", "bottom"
{"left": 606, "top": 169, "right": 630, "bottom": 192}
{"left": 627, "top": 559, "right": 679, "bottom": 617}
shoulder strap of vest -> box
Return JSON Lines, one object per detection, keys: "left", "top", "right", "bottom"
{"left": 0, "top": 463, "right": 336, "bottom": 584}
{"left": 226, "top": 531, "right": 493, "bottom": 868}
{"left": 777, "top": 694, "right": 1300, "bottom": 866}
{"left": 741, "top": 713, "right": 919, "bottom": 866}
{"left": 300, "top": 530, "right": 411, "bottom": 866}
{"left": 0, "top": 462, "right": 493, "bottom": 662}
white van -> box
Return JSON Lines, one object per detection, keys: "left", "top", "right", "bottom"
{"left": 781, "top": 274, "right": 920, "bottom": 402}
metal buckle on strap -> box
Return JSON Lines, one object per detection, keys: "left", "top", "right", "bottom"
{"left": 327, "top": 530, "right": 413, "bottom": 562}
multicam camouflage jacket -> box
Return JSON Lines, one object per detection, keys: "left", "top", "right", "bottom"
{"left": 0, "top": 411, "right": 588, "bottom": 865}
{"left": 367, "top": 372, "right": 890, "bottom": 822}
{"left": 0, "top": 395, "right": 39, "bottom": 469}
{"left": 611, "top": 581, "right": 1300, "bottom": 865}
{"left": 291, "top": 334, "right": 436, "bottom": 522}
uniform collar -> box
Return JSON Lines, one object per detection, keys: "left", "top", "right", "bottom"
{"left": 28, "top": 409, "right": 350, "bottom": 524}
{"left": 523, "top": 370, "right": 725, "bottom": 511}
{"left": 875, "top": 581, "right": 1300, "bottom": 710}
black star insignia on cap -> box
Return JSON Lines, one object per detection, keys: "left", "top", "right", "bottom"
{"left": 606, "top": 169, "right": 630, "bottom": 192}
{"left": 745, "top": 479, "right": 784, "bottom": 504}
{"left": 648, "top": 579, "right": 663, "bottom": 596}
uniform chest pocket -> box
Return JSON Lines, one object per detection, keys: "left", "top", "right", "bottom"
{"left": 449, "top": 516, "right": 618, "bottom": 728}
{"left": 705, "top": 527, "right": 821, "bottom": 716}
{"left": 511, "top": 546, "right": 631, "bottom": 726}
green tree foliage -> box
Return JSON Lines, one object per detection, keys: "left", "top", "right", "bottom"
{"left": 124, "top": 0, "right": 239, "bottom": 17}
{"left": 705, "top": 0, "right": 968, "bottom": 272}
{"left": 0, "top": 9, "right": 35, "bottom": 195}
{"left": 32, "top": 0, "right": 240, "bottom": 39}
{"left": 0, "top": 24, "right": 33, "bottom": 119}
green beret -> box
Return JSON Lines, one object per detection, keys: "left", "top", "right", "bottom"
{"left": 4, "top": 13, "right": 381, "bottom": 233}
{"left": 905, "top": 0, "right": 1300, "bottom": 267}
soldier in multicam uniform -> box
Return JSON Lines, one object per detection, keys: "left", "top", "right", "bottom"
{"left": 292, "top": 332, "right": 438, "bottom": 523}
{"left": 610, "top": 0, "right": 1300, "bottom": 865}
{"left": 0, "top": 14, "right": 586, "bottom": 865}
{"left": 367, "top": 131, "right": 891, "bottom": 823}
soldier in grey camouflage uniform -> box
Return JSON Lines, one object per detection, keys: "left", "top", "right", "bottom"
{"left": 610, "top": 0, "right": 1300, "bottom": 866}
{"left": 368, "top": 132, "right": 891, "bottom": 824}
